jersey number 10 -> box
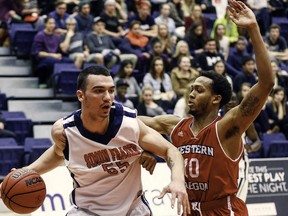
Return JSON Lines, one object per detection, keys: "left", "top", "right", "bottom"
{"left": 184, "top": 158, "right": 199, "bottom": 178}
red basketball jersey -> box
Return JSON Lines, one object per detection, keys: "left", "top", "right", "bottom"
{"left": 170, "top": 116, "right": 243, "bottom": 202}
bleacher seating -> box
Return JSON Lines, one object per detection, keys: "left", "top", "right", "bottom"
{"left": 0, "top": 145, "right": 24, "bottom": 177}
{"left": 1, "top": 111, "right": 26, "bottom": 119}
{"left": 4, "top": 118, "right": 33, "bottom": 145}
{"left": 55, "top": 68, "right": 81, "bottom": 96}
{"left": 262, "top": 133, "right": 287, "bottom": 157}
{"left": 23, "top": 138, "right": 52, "bottom": 165}
{"left": 0, "top": 137, "right": 18, "bottom": 146}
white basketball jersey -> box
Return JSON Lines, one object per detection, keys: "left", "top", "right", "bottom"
{"left": 63, "top": 103, "right": 143, "bottom": 216}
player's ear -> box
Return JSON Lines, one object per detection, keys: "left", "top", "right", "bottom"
{"left": 76, "top": 90, "right": 84, "bottom": 102}
{"left": 212, "top": 94, "right": 222, "bottom": 105}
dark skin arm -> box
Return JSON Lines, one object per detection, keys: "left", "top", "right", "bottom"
{"left": 217, "top": 0, "right": 274, "bottom": 159}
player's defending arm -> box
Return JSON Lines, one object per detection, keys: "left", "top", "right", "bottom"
{"left": 25, "top": 119, "right": 66, "bottom": 175}
{"left": 137, "top": 118, "right": 190, "bottom": 216}
{"left": 138, "top": 115, "right": 181, "bottom": 135}
{"left": 218, "top": 0, "right": 274, "bottom": 156}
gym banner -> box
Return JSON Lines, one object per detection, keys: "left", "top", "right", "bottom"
{"left": 246, "top": 158, "right": 288, "bottom": 216}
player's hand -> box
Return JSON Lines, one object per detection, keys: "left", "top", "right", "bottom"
{"left": 227, "top": 0, "right": 257, "bottom": 29}
{"left": 158, "top": 180, "right": 190, "bottom": 216}
{"left": 139, "top": 151, "right": 157, "bottom": 175}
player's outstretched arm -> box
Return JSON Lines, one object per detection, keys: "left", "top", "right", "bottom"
{"left": 219, "top": 0, "right": 274, "bottom": 140}
{"left": 25, "top": 119, "right": 66, "bottom": 175}
{"left": 137, "top": 119, "right": 190, "bottom": 216}
{"left": 138, "top": 115, "right": 181, "bottom": 135}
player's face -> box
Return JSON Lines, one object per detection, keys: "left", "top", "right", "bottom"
{"left": 77, "top": 75, "right": 115, "bottom": 119}
{"left": 188, "top": 77, "right": 215, "bottom": 116}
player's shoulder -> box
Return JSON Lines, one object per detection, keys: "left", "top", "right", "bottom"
{"left": 51, "top": 118, "right": 65, "bottom": 139}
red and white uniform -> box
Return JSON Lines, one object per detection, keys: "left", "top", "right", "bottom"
{"left": 171, "top": 116, "right": 248, "bottom": 215}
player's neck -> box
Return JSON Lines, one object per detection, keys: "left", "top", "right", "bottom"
{"left": 81, "top": 114, "right": 110, "bottom": 134}
{"left": 192, "top": 111, "right": 219, "bottom": 133}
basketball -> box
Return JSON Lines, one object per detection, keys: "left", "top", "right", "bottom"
{"left": 1, "top": 168, "right": 46, "bottom": 214}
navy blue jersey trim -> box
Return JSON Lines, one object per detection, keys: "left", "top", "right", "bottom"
{"left": 141, "top": 193, "right": 152, "bottom": 216}
{"left": 63, "top": 139, "right": 69, "bottom": 160}
{"left": 124, "top": 110, "right": 136, "bottom": 118}
{"left": 73, "top": 103, "right": 123, "bottom": 145}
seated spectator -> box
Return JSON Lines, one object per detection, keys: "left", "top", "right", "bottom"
{"left": 60, "top": 17, "right": 88, "bottom": 69}
{"left": 86, "top": 17, "right": 137, "bottom": 69}
{"left": 185, "top": 22, "right": 207, "bottom": 56}
{"left": 213, "top": 60, "right": 233, "bottom": 90}
{"left": 128, "top": 0, "right": 157, "bottom": 38}
{"left": 246, "top": 0, "right": 271, "bottom": 36}
{"left": 0, "top": 0, "right": 25, "bottom": 46}
{"left": 74, "top": 1, "right": 94, "bottom": 37}
{"left": 143, "top": 57, "right": 176, "bottom": 110}
{"left": 154, "top": 3, "right": 176, "bottom": 34}
{"left": 173, "top": 85, "right": 191, "bottom": 118}
{"left": 115, "top": 0, "right": 128, "bottom": 24}
{"left": 171, "top": 40, "right": 194, "bottom": 70}
{"left": 115, "top": 79, "right": 135, "bottom": 109}
{"left": 137, "top": 85, "right": 166, "bottom": 117}
{"left": 100, "top": 0, "right": 125, "bottom": 46}
{"left": 226, "top": 36, "right": 250, "bottom": 78}
{"left": 210, "top": 7, "right": 239, "bottom": 44}
{"left": 211, "top": 23, "right": 230, "bottom": 60}
{"left": 171, "top": 55, "right": 199, "bottom": 98}
{"left": 0, "top": 117, "right": 17, "bottom": 139}
{"left": 157, "top": 23, "right": 176, "bottom": 59}
{"left": 182, "top": 0, "right": 195, "bottom": 17}
{"left": 264, "top": 24, "right": 288, "bottom": 53}
{"left": 265, "top": 86, "right": 288, "bottom": 139}
{"left": 233, "top": 57, "right": 257, "bottom": 94}
{"left": 195, "top": 0, "right": 216, "bottom": 14}
{"left": 32, "top": 16, "right": 73, "bottom": 86}
{"left": 119, "top": 20, "right": 150, "bottom": 74}
{"left": 195, "top": 38, "right": 224, "bottom": 71}
{"left": 264, "top": 24, "right": 288, "bottom": 70}
{"left": 148, "top": 38, "right": 171, "bottom": 69}
{"left": 48, "top": 0, "right": 70, "bottom": 35}
{"left": 168, "top": 0, "right": 185, "bottom": 27}
{"left": 184, "top": 4, "right": 207, "bottom": 37}
{"left": 22, "top": 0, "right": 40, "bottom": 24}
{"left": 114, "top": 59, "right": 141, "bottom": 106}
{"left": 271, "top": 60, "right": 288, "bottom": 95}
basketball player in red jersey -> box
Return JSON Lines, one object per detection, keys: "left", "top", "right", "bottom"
{"left": 139, "top": 0, "right": 274, "bottom": 215}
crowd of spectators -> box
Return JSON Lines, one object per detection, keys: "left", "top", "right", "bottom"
{"left": 1, "top": 0, "right": 288, "bottom": 143}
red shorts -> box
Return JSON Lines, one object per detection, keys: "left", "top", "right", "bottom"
{"left": 188, "top": 194, "right": 248, "bottom": 216}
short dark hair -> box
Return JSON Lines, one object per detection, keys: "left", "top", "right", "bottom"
{"left": 77, "top": 66, "right": 111, "bottom": 91}
{"left": 129, "top": 20, "right": 141, "bottom": 29}
{"left": 200, "top": 70, "right": 232, "bottom": 108}
{"left": 44, "top": 16, "right": 54, "bottom": 24}
{"left": 242, "top": 56, "right": 254, "bottom": 66}
{"left": 270, "top": 24, "right": 281, "bottom": 31}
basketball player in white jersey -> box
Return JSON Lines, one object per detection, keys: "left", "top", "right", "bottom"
{"left": 0, "top": 66, "right": 190, "bottom": 216}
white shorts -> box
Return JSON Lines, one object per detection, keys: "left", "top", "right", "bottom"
{"left": 66, "top": 194, "right": 152, "bottom": 216}
{"left": 237, "top": 150, "right": 249, "bottom": 202}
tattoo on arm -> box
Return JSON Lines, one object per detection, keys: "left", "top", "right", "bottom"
{"left": 167, "top": 156, "right": 174, "bottom": 169}
{"left": 240, "top": 95, "right": 260, "bottom": 117}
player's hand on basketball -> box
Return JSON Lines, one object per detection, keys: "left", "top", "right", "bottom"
{"left": 227, "top": 0, "right": 257, "bottom": 29}
{"left": 158, "top": 181, "right": 190, "bottom": 216}
{"left": 139, "top": 151, "right": 157, "bottom": 175}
